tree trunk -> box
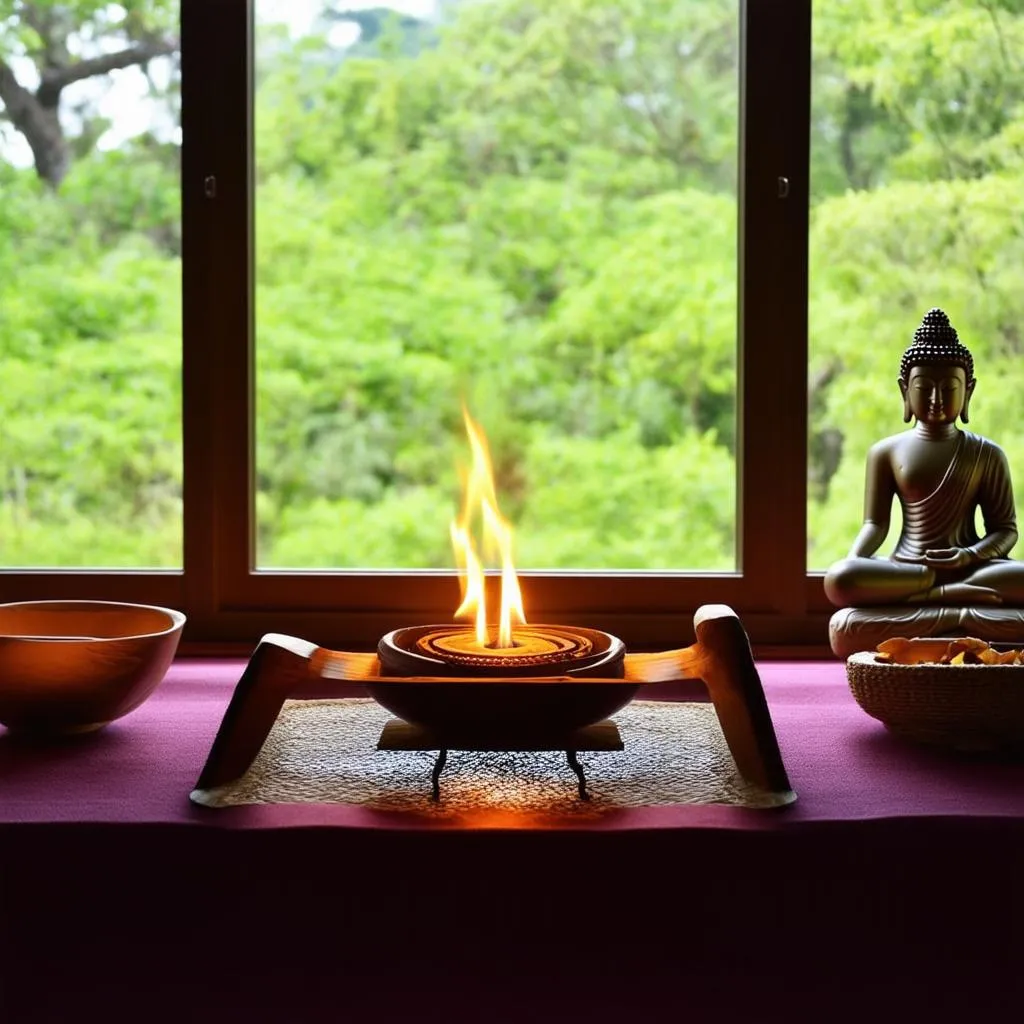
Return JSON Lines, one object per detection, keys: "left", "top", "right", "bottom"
{"left": 0, "top": 30, "right": 178, "bottom": 190}
{"left": 0, "top": 61, "right": 71, "bottom": 188}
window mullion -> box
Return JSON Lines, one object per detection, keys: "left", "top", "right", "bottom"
{"left": 182, "top": 0, "right": 253, "bottom": 640}
{"left": 738, "top": 0, "right": 812, "bottom": 616}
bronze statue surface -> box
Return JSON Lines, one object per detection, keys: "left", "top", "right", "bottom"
{"left": 826, "top": 308, "right": 1024, "bottom": 655}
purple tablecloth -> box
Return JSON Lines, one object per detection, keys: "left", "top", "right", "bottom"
{"left": 2, "top": 660, "right": 1023, "bottom": 1023}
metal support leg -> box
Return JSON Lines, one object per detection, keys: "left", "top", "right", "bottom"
{"left": 431, "top": 748, "right": 448, "bottom": 801}
{"left": 566, "top": 750, "right": 590, "bottom": 801}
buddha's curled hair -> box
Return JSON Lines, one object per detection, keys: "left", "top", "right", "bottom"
{"left": 899, "top": 308, "right": 975, "bottom": 383}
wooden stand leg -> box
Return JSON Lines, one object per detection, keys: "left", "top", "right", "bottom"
{"left": 194, "top": 634, "right": 319, "bottom": 791}
{"left": 431, "top": 748, "right": 448, "bottom": 801}
{"left": 692, "top": 605, "right": 793, "bottom": 796}
{"left": 566, "top": 750, "right": 590, "bottom": 801}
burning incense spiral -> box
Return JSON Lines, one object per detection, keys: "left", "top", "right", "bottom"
{"left": 416, "top": 624, "right": 593, "bottom": 670}
{"left": 378, "top": 624, "right": 625, "bottom": 679}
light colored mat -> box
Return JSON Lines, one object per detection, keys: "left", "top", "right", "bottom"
{"left": 191, "top": 698, "right": 793, "bottom": 816}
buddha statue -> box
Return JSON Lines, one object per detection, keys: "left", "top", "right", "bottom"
{"left": 825, "top": 308, "right": 1024, "bottom": 657}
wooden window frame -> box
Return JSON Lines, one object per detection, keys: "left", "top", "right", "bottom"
{"left": 2, "top": 0, "right": 830, "bottom": 652}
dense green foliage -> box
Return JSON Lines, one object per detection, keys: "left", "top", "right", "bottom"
{"left": 808, "top": 0, "right": 1024, "bottom": 567}
{"left": 1, "top": 0, "right": 1022, "bottom": 570}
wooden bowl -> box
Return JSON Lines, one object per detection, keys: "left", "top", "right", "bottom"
{"left": 0, "top": 600, "right": 186, "bottom": 736}
{"left": 846, "top": 650, "right": 1024, "bottom": 752}
{"left": 368, "top": 624, "right": 637, "bottom": 743}
{"left": 364, "top": 678, "right": 642, "bottom": 745}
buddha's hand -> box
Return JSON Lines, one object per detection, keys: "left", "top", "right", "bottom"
{"left": 894, "top": 548, "right": 976, "bottom": 570}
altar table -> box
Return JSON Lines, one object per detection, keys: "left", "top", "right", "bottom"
{"left": 2, "top": 660, "right": 1022, "bottom": 1023}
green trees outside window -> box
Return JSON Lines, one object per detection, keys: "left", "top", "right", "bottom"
{"left": 2, "top": 1, "right": 1022, "bottom": 575}
{"left": 808, "top": 0, "right": 1024, "bottom": 568}
{"left": 0, "top": 0, "right": 181, "bottom": 566}
{"left": 253, "top": 0, "right": 739, "bottom": 570}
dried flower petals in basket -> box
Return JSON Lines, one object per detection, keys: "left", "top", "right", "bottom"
{"left": 875, "top": 636, "right": 1024, "bottom": 666}
{"left": 846, "top": 637, "right": 1024, "bottom": 752}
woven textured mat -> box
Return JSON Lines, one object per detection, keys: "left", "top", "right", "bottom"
{"left": 192, "top": 698, "right": 792, "bottom": 816}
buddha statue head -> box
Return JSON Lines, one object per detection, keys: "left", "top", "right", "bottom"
{"left": 898, "top": 308, "right": 976, "bottom": 425}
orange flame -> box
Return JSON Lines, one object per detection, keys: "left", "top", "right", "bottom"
{"left": 451, "top": 409, "right": 526, "bottom": 648}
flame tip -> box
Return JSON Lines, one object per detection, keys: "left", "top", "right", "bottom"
{"left": 449, "top": 408, "right": 525, "bottom": 649}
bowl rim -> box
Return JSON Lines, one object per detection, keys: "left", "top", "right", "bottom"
{"left": 0, "top": 599, "right": 186, "bottom": 642}
{"left": 377, "top": 622, "right": 627, "bottom": 679}
{"left": 848, "top": 647, "right": 1024, "bottom": 669}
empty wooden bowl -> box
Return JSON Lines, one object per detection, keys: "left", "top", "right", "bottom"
{"left": 0, "top": 600, "right": 186, "bottom": 736}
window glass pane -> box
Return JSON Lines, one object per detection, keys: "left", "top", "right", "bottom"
{"left": 255, "top": 0, "right": 738, "bottom": 570}
{"left": 808, "top": 0, "right": 1024, "bottom": 571}
{"left": 0, "top": 2, "right": 181, "bottom": 568}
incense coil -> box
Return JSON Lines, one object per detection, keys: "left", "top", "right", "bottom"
{"left": 371, "top": 624, "right": 632, "bottom": 738}
{"left": 415, "top": 625, "right": 593, "bottom": 670}
{"left": 379, "top": 624, "right": 621, "bottom": 679}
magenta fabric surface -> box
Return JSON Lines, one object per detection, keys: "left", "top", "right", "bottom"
{"left": 2, "top": 660, "right": 1023, "bottom": 1023}
{"left": 2, "top": 658, "right": 1023, "bottom": 828}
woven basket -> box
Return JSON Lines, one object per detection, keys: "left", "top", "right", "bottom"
{"left": 846, "top": 651, "right": 1024, "bottom": 752}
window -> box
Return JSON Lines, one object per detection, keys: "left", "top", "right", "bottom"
{"left": 807, "top": 0, "right": 1024, "bottom": 573}
{"left": 2, "top": 0, "right": 817, "bottom": 650}
{"left": 0, "top": 1, "right": 181, "bottom": 569}
{"left": 253, "top": 0, "right": 740, "bottom": 574}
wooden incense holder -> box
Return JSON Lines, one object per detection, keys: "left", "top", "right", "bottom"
{"left": 192, "top": 604, "right": 793, "bottom": 800}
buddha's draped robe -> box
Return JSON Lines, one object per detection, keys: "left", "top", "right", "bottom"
{"left": 894, "top": 430, "right": 1017, "bottom": 564}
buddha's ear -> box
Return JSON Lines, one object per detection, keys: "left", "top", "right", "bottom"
{"left": 961, "top": 377, "right": 976, "bottom": 424}
{"left": 898, "top": 378, "right": 912, "bottom": 423}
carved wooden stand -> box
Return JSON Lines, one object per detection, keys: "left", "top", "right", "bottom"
{"left": 191, "top": 605, "right": 795, "bottom": 804}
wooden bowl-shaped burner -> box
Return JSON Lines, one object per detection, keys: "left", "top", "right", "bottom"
{"left": 0, "top": 600, "right": 186, "bottom": 736}
{"left": 369, "top": 624, "right": 636, "bottom": 742}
